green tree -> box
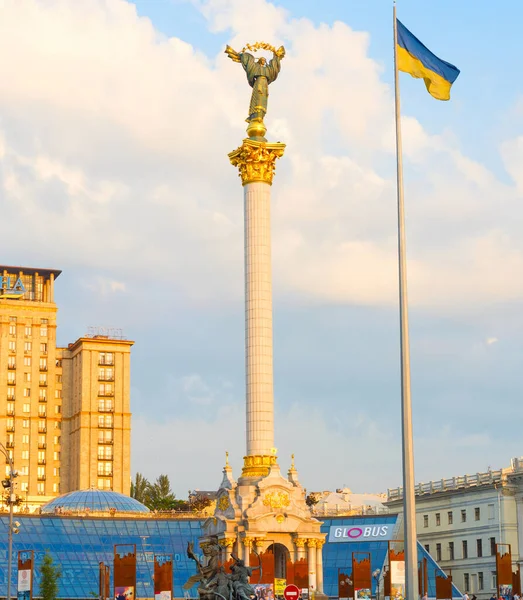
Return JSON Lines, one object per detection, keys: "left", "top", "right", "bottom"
{"left": 189, "top": 492, "right": 213, "bottom": 513}
{"left": 145, "top": 475, "right": 177, "bottom": 511}
{"left": 130, "top": 472, "right": 150, "bottom": 504}
{"left": 39, "top": 551, "right": 61, "bottom": 600}
{"left": 305, "top": 493, "right": 319, "bottom": 507}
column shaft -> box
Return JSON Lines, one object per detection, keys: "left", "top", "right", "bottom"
{"left": 307, "top": 541, "right": 317, "bottom": 593}
{"left": 316, "top": 542, "right": 324, "bottom": 593}
{"left": 244, "top": 181, "right": 274, "bottom": 457}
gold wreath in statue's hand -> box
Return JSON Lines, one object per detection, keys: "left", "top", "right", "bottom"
{"left": 243, "top": 42, "right": 286, "bottom": 58}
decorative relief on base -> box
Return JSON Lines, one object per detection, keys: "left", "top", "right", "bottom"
{"left": 229, "top": 139, "right": 286, "bottom": 186}
{"left": 242, "top": 454, "right": 278, "bottom": 477}
{"left": 262, "top": 491, "right": 290, "bottom": 510}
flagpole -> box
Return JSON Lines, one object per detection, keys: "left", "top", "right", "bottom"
{"left": 393, "top": 3, "right": 419, "bottom": 600}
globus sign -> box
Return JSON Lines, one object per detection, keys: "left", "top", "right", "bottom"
{"left": 328, "top": 525, "right": 393, "bottom": 543}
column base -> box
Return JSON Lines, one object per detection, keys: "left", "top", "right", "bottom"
{"left": 241, "top": 455, "right": 278, "bottom": 477}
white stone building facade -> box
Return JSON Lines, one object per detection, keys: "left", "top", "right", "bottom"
{"left": 386, "top": 458, "right": 523, "bottom": 600}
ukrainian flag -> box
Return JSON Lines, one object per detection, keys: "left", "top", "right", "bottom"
{"left": 396, "top": 19, "right": 460, "bottom": 101}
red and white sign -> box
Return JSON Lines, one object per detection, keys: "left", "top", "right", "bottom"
{"left": 284, "top": 585, "right": 301, "bottom": 600}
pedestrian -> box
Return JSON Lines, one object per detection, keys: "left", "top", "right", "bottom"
{"left": 463, "top": 592, "right": 469, "bottom": 600}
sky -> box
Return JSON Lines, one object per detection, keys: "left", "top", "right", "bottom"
{"left": 1, "top": 0, "right": 523, "bottom": 498}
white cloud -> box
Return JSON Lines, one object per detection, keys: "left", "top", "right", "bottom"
{"left": 0, "top": 0, "right": 522, "bottom": 315}
{"left": 486, "top": 337, "right": 498, "bottom": 345}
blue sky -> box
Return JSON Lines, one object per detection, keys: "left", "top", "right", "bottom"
{"left": 1, "top": 0, "right": 523, "bottom": 497}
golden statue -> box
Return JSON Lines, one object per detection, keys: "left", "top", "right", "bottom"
{"left": 225, "top": 42, "right": 285, "bottom": 140}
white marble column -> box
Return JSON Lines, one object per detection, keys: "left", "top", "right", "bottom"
{"left": 295, "top": 538, "right": 307, "bottom": 562}
{"left": 315, "top": 541, "right": 324, "bottom": 594}
{"left": 243, "top": 539, "right": 253, "bottom": 566}
{"left": 307, "top": 539, "right": 317, "bottom": 592}
{"left": 244, "top": 181, "right": 274, "bottom": 457}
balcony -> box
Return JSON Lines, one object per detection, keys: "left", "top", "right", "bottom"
{"left": 37, "top": 475, "right": 46, "bottom": 481}
{"left": 7, "top": 395, "right": 15, "bottom": 401}
{"left": 98, "top": 407, "right": 114, "bottom": 413}
{"left": 6, "top": 410, "right": 15, "bottom": 416}
{"left": 39, "top": 397, "right": 47, "bottom": 403}
{"left": 39, "top": 366, "right": 47, "bottom": 372}
{"left": 98, "top": 391, "right": 114, "bottom": 398}
{"left": 7, "top": 364, "right": 16, "bottom": 370}
{"left": 7, "top": 380, "right": 15, "bottom": 386}
{"left": 98, "top": 455, "right": 113, "bottom": 461}
{"left": 98, "top": 439, "right": 113, "bottom": 445}
{"left": 6, "top": 426, "right": 15, "bottom": 432}
{"left": 98, "top": 423, "right": 114, "bottom": 429}
{"left": 38, "top": 427, "right": 47, "bottom": 433}
{"left": 38, "top": 413, "right": 47, "bottom": 418}
{"left": 38, "top": 459, "right": 46, "bottom": 465}
{"left": 38, "top": 442, "right": 46, "bottom": 449}
{"left": 98, "top": 360, "right": 114, "bottom": 366}
{"left": 6, "top": 441, "right": 14, "bottom": 448}
{"left": 97, "top": 472, "right": 113, "bottom": 478}
{"left": 39, "top": 381, "right": 47, "bottom": 387}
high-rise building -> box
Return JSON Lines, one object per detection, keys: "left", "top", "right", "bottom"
{"left": 0, "top": 265, "right": 133, "bottom": 509}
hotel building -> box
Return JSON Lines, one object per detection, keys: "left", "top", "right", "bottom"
{"left": 0, "top": 265, "right": 133, "bottom": 509}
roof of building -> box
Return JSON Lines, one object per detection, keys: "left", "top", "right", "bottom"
{"left": 41, "top": 489, "right": 150, "bottom": 514}
{"left": 0, "top": 265, "right": 62, "bottom": 279}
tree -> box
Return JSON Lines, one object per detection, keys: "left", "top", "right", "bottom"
{"left": 305, "top": 493, "right": 319, "bottom": 507}
{"left": 189, "top": 492, "right": 213, "bottom": 513}
{"left": 144, "top": 475, "right": 177, "bottom": 511}
{"left": 39, "top": 551, "right": 61, "bottom": 600}
{"left": 130, "top": 472, "right": 149, "bottom": 504}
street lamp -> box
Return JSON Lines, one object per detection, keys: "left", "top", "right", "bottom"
{"left": 372, "top": 569, "right": 381, "bottom": 600}
{"left": 0, "top": 442, "right": 19, "bottom": 600}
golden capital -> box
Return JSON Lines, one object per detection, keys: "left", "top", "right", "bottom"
{"left": 307, "top": 538, "right": 317, "bottom": 548}
{"left": 220, "top": 537, "right": 235, "bottom": 548}
{"left": 294, "top": 538, "right": 306, "bottom": 548}
{"left": 315, "top": 539, "right": 325, "bottom": 549}
{"left": 243, "top": 538, "right": 254, "bottom": 548}
{"left": 229, "top": 139, "right": 285, "bottom": 186}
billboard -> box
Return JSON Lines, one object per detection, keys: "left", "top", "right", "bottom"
{"left": 329, "top": 526, "right": 393, "bottom": 543}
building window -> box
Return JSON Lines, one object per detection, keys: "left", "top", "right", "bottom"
{"left": 55, "top": 390, "right": 62, "bottom": 399}
{"left": 9, "top": 324, "right": 16, "bottom": 335}
{"left": 23, "top": 388, "right": 30, "bottom": 397}
{"left": 39, "top": 373, "right": 47, "bottom": 385}
{"left": 436, "top": 513, "right": 441, "bottom": 526}
{"left": 53, "top": 468, "right": 60, "bottom": 477}
{"left": 475, "top": 507, "right": 481, "bottom": 521}
{"left": 98, "top": 415, "right": 113, "bottom": 428}
{"left": 448, "top": 511, "right": 453, "bottom": 524}
{"left": 464, "top": 574, "right": 470, "bottom": 592}
{"left": 98, "top": 431, "right": 113, "bottom": 443}
{"left": 490, "top": 538, "right": 496, "bottom": 556}
{"left": 463, "top": 540, "right": 468, "bottom": 559}
{"left": 22, "top": 420, "right": 29, "bottom": 428}
{"left": 461, "top": 509, "right": 467, "bottom": 522}
{"left": 24, "top": 357, "right": 31, "bottom": 367}
{"left": 22, "top": 435, "right": 29, "bottom": 444}
{"left": 39, "top": 389, "right": 47, "bottom": 400}
{"left": 8, "top": 341, "right": 16, "bottom": 352}
{"left": 477, "top": 539, "right": 483, "bottom": 557}
{"left": 20, "top": 482, "right": 28, "bottom": 492}
{"left": 21, "top": 450, "right": 29, "bottom": 460}
{"left": 53, "top": 452, "right": 61, "bottom": 461}
{"left": 488, "top": 503, "right": 495, "bottom": 519}
{"left": 7, "top": 387, "right": 15, "bottom": 400}
{"left": 54, "top": 436, "right": 61, "bottom": 445}
{"left": 491, "top": 573, "right": 497, "bottom": 589}
{"left": 98, "top": 446, "right": 113, "bottom": 460}
{"left": 449, "top": 542, "right": 455, "bottom": 560}
{"left": 8, "top": 357, "right": 16, "bottom": 368}
{"left": 22, "top": 404, "right": 30, "bottom": 413}
{"left": 99, "top": 352, "right": 114, "bottom": 366}
{"left": 9, "top": 316, "right": 17, "bottom": 322}
{"left": 423, "top": 515, "right": 428, "bottom": 528}
{"left": 40, "top": 326, "right": 48, "bottom": 337}
{"left": 7, "top": 373, "right": 15, "bottom": 384}
{"left": 20, "top": 466, "right": 28, "bottom": 476}
{"left": 40, "top": 343, "right": 47, "bottom": 354}
{"left": 436, "top": 544, "right": 442, "bottom": 562}
{"left": 37, "top": 482, "right": 44, "bottom": 495}
{"left": 98, "top": 383, "right": 114, "bottom": 397}
{"left": 24, "top": 341, "right": 32, "bottom": 352}
{"left": 424, "top": 544, "right": 430, "bottom": 553}
{"left": 25, "top": 326, "right": 32, "bottom": 336}
{"left": 39, "top": 358, "right": 47, "bottom": 370}
{"left": 479, "top": 572, "right": 484, "bottom": 590}
{"left": 56, "top": 374, "right": 62, "bottom": 383}
{"left": 24, "top": 372, "right": 31, "bottom": 382}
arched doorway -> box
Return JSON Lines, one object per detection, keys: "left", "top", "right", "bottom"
{"left": 266, "top": 543, "right": 290, "bottom": 579}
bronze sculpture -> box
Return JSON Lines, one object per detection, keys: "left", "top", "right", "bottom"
{"left": 225, "top": 42, "right": 285, "bottom": 140}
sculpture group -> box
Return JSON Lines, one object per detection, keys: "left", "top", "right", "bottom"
{"left": 184, "top": 537, "right": 261, "bottom": 600}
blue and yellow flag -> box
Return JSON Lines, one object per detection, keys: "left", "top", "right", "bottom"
{"left": 396, "top": 19, "right": 460, "bottom": 101}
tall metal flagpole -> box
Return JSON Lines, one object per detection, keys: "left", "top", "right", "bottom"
{"left": 393, "top": 3, "right": 419, "bottom": 599}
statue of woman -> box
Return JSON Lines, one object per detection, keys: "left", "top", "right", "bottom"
{"left": 225, "top": 45, "right": 285, "bottom": 125}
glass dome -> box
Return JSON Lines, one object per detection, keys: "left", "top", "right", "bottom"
{"left": 41, "top": 489, "right": 150, "bottom": 515}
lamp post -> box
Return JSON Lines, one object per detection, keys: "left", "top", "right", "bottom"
{"left": 372, "top": 569, "right": 381, "bottom": 600}
{"left": 0, "top": 442, "right": 19, "bottom": 600}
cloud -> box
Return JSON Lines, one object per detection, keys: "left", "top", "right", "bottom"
{"left": 486, "top": 337, "right": 498, "bottom": 345}
{"left": 0, "top": 0, "right": 521, "bottom": 312}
